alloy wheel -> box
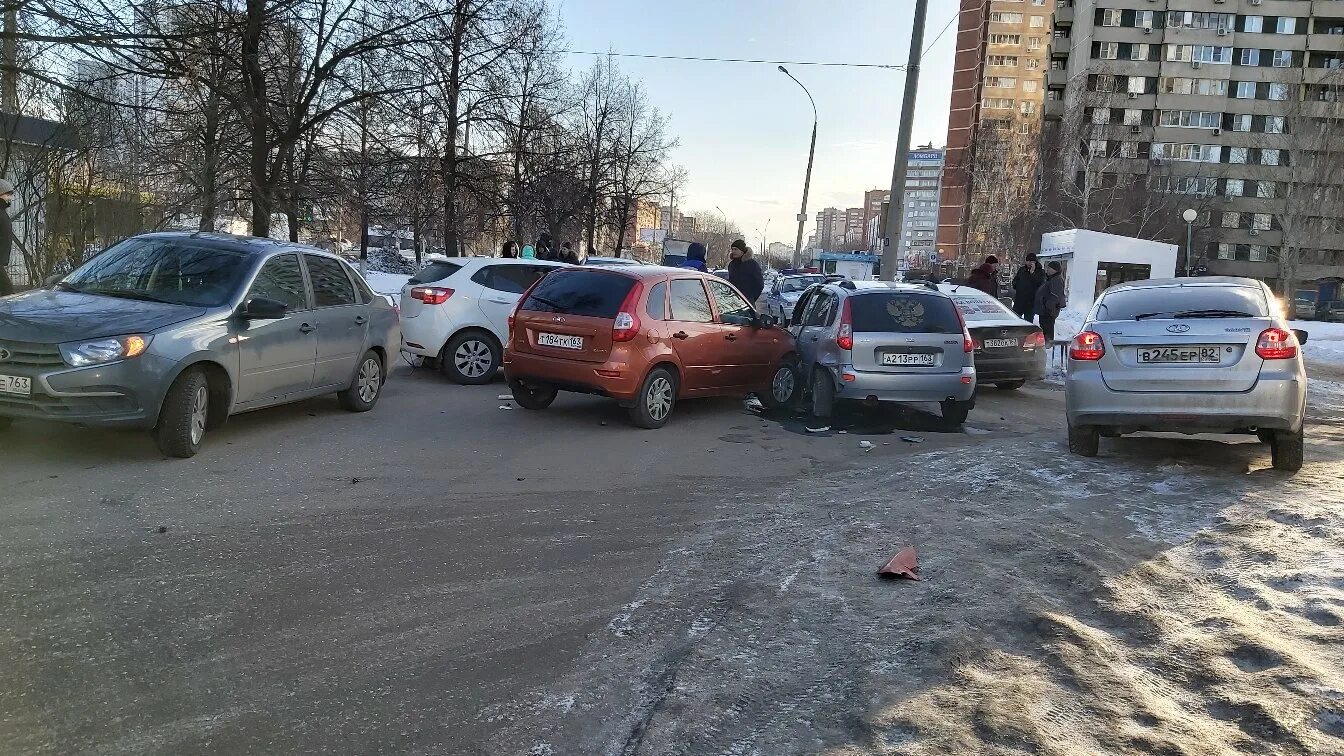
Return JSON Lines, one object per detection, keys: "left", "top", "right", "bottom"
{"left": 771, "top": 366, "right": 795, "bottom": 403}
{"left": 357, "top": 358, "right": 380, "bottom": 402}
{"left": 454, "top": 340, "right": 493, "bottom": 378}
{"left": 647, "top": 376, "right": 673, "bottom": 422}
{"left": 189, "top": 384, "right": 208, "bottom": 446}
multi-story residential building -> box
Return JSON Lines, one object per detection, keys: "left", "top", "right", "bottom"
{"left": 814, "top": 207, "right": 845, "bottom": 252}
{"left": 863, "top": 188, "right": 888, "bottom": 251}
{"left": 1050, "top": 0, "right": 1344, "bottom": 294}
{"left": 900, "top": 148, "right": 947, "bottom": 263}
{"left": 844, "top": 207, "right": 866, "bottom": 248}
{"left": 938, "top": 0, "right": 1057, "bottom": 265}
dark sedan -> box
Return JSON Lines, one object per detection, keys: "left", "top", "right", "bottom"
{"left": 940, "top": 284, "right": 1046, "bottom": 390}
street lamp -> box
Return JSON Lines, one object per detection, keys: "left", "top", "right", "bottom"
{"left": 1182, "top": 208, "right": 1198, "bottom": 276}
{"left": 756, "top": 218, "right": 770, "bottom": 264}
{"left": 779, "top": 65, "right": 817, "bottom": 270}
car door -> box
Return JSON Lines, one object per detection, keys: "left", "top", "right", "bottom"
{"left": 707, "top": 278, "right": 779, "bottom": 389}
{"left": 303, "top": 253, "right": 369, "bottom": 389}
{"left": 235, "top": 253, "right": 318, "bottom": 404}
{"left": 666, "top": 277, "right": 727, "bottom": 393}
{"left": 795, "top": 291, "right": 836, "bottom": 370}
{"left": 474, "top": 263, "right": 555, "bottom": 341}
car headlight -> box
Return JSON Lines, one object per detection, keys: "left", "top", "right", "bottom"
{"left": 59, "top": 335, "right": 151, "bottom": 367}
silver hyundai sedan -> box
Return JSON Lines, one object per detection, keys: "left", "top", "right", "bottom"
{"left": 1064, "top": 277, "right": 1307, "bottom": 471}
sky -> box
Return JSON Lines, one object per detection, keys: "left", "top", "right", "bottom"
{"left": 555, "top": 0, "right": 960, "bottom": 251}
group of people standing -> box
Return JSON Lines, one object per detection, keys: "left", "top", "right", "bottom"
{"left": 499, "top": 233, "right": 582, "bottom": 264}
{"left": 964, "top": 253, "right": 1067, "bottom": 340}
{"left": 681, "top": 238, "right": 764, "bottom": 304}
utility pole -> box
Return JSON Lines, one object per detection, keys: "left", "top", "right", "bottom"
{"left": 779, "top": 66, "right": 817, "bottom": 271}
{"left": 881, "top": 0, "right": 930, "bottom": 280}
{"left": 2, "top": 3, "right": 16, "bottom": 112}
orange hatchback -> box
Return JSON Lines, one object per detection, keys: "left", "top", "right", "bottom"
{"left": 503, "top": 266, "right": 799, "bottom": 428}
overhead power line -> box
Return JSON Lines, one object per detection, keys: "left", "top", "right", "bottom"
{"left": 559, "top": 50, "right": 906, "bottom": 70}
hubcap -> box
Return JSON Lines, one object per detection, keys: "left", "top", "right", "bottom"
{"left": 772, "top": 366, "right": 795, "bottom": 403}
{"left": 647, "top": 376, "right": 673, "bottom": 422}
{"left": 454, "top": 339, "right": 493, "bottom": 378}
{"left": 190, "top": 384, "right": 208, "bottom": 445}
{"left": 357, "top": 358, "right": 380, "bottom": 402}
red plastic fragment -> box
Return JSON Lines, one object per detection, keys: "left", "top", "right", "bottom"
{"left": 878, "top": 546, "right": 920, "bottom": 580}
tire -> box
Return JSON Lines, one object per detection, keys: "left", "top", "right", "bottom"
{"left": 995, "top": 380, "right": 1026, "bottom": 390}
{"left": 441, "top": 331, "right": 500, "bottom": 385}
{"left": 338, "top": 350, "right": 383, "bottom": 412}
{"left": 810, "top": 367, "right": 835, "bottom": 419}
{"left": 1271, "top": 427, "right": 1303, "bottom": 472}
{"left": 761, "top": 360, "right": 800, "bottom": 409}
{"left": 507, "top": 377, "right": 557, "bottom": 410}
{"left": 629, "top": 367, "right": 677, "bottom": 429}
{"left": 1068, "top": 423, "right": 1099, "bottom": 457}
{"left": 941, "top": 399, "right": 971, "bottom": 425}
{"left": 1256, "top": 429, "right": 1274, "bottom": 444}
{"left": 155, "top": 368, "right": 210, "bottom": 458}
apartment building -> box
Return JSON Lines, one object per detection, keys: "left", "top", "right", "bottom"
{"left": 1050, "top": 0, "right": 1344, "bottom": 292}
{"left": 938, "top": 0, "right": 1057, "bottom": 264}
{"left": 844, "top": 207, "right": 866, "bottom": 247}
{"left": 814, "top": 207, "right": 845, "bottom": 252}
{"left": 900, "top": 149, "right": 947, "bottom": 263}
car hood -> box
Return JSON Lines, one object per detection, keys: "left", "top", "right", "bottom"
{"left": 0, "top": 290, "right": 209, "bottom": 343}
{"left": 779, "top": 291, "right": 803, "bottom": 302}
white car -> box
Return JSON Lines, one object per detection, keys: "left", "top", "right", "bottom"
{"left": 399, "top": 258, "right": 569, "bottom": 383}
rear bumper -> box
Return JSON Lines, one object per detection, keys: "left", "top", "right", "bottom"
{"left": 399, "top": 312, "right": 447, "bottom": 356}
{"left": 974, "top": 351, "right": 1046, "bottom": 382}
{"left": 503, "top": 349, "right": 643, "bottom": 401}
{"left": 834, "top": 364, "right": 976, "bottom": 403}
{"left": 1065, "top": 369, "right": 1306, "bottom": 433}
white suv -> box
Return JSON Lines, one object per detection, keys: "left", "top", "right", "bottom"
{"left": 399, "top": 258, "right": 569, "bottom": 383}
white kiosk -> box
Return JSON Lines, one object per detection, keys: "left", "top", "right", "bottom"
{"left": 1037, "top": 229, "right": 1179, "bottom": 312}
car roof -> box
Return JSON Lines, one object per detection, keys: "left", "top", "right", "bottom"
{"left": 585, "top": 255, "right": 639, "bottom": 264}
{"left": 821, "top": 280, "right": 950, "bottom": 297}
{"left": 1108, "top": 276, "right": 1265, "bottom": 291}
{"left": 132, "top": 230, "right": 332, "bottom": 258}
{"left": 554, "top": 264, "right": 712, "bottom": 281}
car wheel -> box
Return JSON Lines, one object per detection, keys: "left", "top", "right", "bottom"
{"left": 442, "top": 331, "right": 500, "bottom": 385}
{"left": 941, "top": 399, "right": 971, "bottom": 425}
{"left": 629, "top": 367, "right": 677, "bottom": 429}
{"left": 338, "top": 350, "right": 383, "bottom": 412}
{"left": 761, "top": 360, "right": 800, "bottom": 409}
{"left": 508, "top": 377, "right": 558, "bottom": 410}
{"left": 810, "top": 367, "right": 834, "bottom": 419}
{"left": 1270, "top": 427, "right": 1303, "bottom": 472}
{"left": 1068, "top": 423, "right": 1099, "bottom": 457}
{"left": 1256, "top": 429, "right": 1275, "bottom": 444}
{"left": 995, "top": 380, "right": 1026, "bottom": 390}
{"left": 155, "top": 368, "right": 210, "bottom": 458}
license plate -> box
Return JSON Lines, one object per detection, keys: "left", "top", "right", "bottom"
{"left": 984, "top": 338, "right": 1018, "bottom": 349}
{"left": 881, "top": 352, "right": 936, "bottom": 366}
{"left": 0, "top": 374, "right": 32, "bottom": 396}
{"left": 1138, "top": 346, "right": 1222, "bottom": 364}
{"left": 538, "top": 333, "right": 583, "bottom": 350}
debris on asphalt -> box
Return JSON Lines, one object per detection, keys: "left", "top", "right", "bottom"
{"left": 859, "top": 440, "right": 875, "bottom": 452}
{"left": 498, "top": 405, "right": 513, "bottom": 410}
{"left": 498, "top": 394, "right": 514, "bottom": 401}
{"left": 351, "top": 477, "right": 363, "bottom": 484}
{"left": 743, "top": 397, "right": 764, "bottom": 413}
{"left": 157, "top": 526, "right": 168, "bottom": 534}
{"left": 517, "top": 477, "right": 525, "bottom": 481}
{"left": 878, "top": 546, "right": 920, "bottom": 580}
{"left": 964, "top": 426, "right": 992, "bottom": 436}
{"left": 805, "top": 425, "right": 831, "bottom": 434}
{"left": 900, "top": 436, "right": 924, "bottom": 444}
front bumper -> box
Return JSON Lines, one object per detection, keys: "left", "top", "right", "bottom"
{"left": 0, "top": 351, "right": 176, "bottom": 428}
{"left": 1065, "top": 368, "right": 1306, "bottom": 433}
{"left": 833, "top": 364, "right": 976, "bottom": 403}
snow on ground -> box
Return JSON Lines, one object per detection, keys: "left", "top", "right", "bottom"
{"left": 361, "top": 271, "right": 412, "bottom": 305}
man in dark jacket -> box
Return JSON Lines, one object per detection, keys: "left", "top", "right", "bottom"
{"left": 535, "top": 233, "right": 556, "bottom": 261}
{"left": 1034, "top": 261, "right": 1067, "bottom": 341}
{"left": 1011, "top": 253, "right": 1046, "bottom": 320}
{"left": 681, "top": 241, "right": 708, "bottom": 271}
{"left": 726, "top": 239, "right": 764, "bottom": 305}
{"left": 0, "top": 179, "right": 14, "bottom": 296}
{"left": 965, "top": 254, "right": 1000, "bottom": 298}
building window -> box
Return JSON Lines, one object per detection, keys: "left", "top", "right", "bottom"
{"left": 988, "top": 55, "right": 1019, "bottom": 66}
{"left": 1092, "top": 107, "right": 1111, "bottom": 125}
{"left": 1093, "top": 74, "right": 1116, "bottom": 92}
{"left": 1159, "top": 110, "right": 1220, "bottom": 128}
{"left": 1023, "top": 80, "right": 1039, "bottom": 93}
{"left": 1088, "top": 139, "right": 1108, "bottom": 157}
{"left": 1250, "top": 246, "right": 1268, "bottom": 263}
{"left": 1100, "top": 42, "right": 1119, "bottom": 60}
{"left": 1240, "top": 48, "right": 1261, "bottom": 66}
{"left": 1228, "top": 147, "right": 1249, "bottom": 164}
{"left": 1032, "top": 0, "right": 1045, "bottom": 6}
{"left": 1129, "top": 76, "right": 1147, "bottom": 94}
{"left": 1235, "top": 81, "right": 1256, "bottom": 98}
{"left": 1026, "top": 59, "right": 1040, "bottom": 70}
{"left": 1030, "top": 16, "right": 1045, "bottom": 28}
{"left": 1216, "top": 243, "right": 1234, "bottom": 260}
{"left": 1119, "top": 141, "right": 1140, "bottom": 158}
{"left": 986, "top": 76, "right": 1018, "bottom": 88}
{"left": 1265, "top": 115, "right": 1285, "bottom": 133}
{"left": 990, "top": 33, "right": 1023, "bottom": 45}
{"left": 983, "top": 97, "right": 1015, "bottom": 109}
{"left": 1261, "top": 148, "right": 1281, "bottom": 165}
{"left": 1028, "top": 36, "right": 1043, "bottom": 50}
{"left": 1275, "top": 17, "right": 1296, "bottom": 35}
{"left": 1230, "top": 113, "right": 1253, "bottom": 131}
{"left": 1268, "top": 82, "right": 1290, "bottom": 100}
{"left": 1135, "top": 11, "right": 1155, "bottom": 29}
{"left": 1252, "top": 213, "right": 1272, "bottom": 230}
{"left": 1222, "top": 212, "right": 1241, "bottom": 229}
{"left": 1131, "top": 43, "right": 1151, "bottom": 61}
{"left": 1258, "top": 181, "right": 1278, "bottom": 199}
{"left": 991, "top": 11, "right": 1024, "bottom": 23}
{"left": 1123, "top": 108, "right": 1144, "bottom": 126}
{"left": 1272, "top": 50, "right": 1294, "bottom": 68}
{"left": 1225, "top": 179, "right": 1245, "bottom": 196}
{"left": 1243, "top": 16, "right": 1263, "bottom": 33}
{"left": 1102, "top": 9, "right": 1122, "bottom": 27}
{"left": 1018, "top": 122, "right": 1032, "bottom": 135}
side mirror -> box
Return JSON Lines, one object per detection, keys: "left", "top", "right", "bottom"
{"left": 1293, "top": 329, "right": 1308, "bottom": 345}
{"left": 757, "top": 313, "right": 777, "bottom": 328}
{"left": 239, "top": 297, "right": 289, "bottom": 320}
{"left": 721, "top": 313, "right": 756, "bottom": 327}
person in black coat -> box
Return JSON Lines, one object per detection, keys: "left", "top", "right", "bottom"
{"left": 726, "top": 239, "right": 764, "bottom": 306}
{"left": 0, "top": 179, "right": 14, "bottom": 296}
{"left": 965, "top": 254, "right": 1000, "bottom": 298}
{"left": 1011, "top": 253, "right": 1046, "bottom": 320}
{"left": 1034, "top": 261, "right": 1067, "bottom": 341}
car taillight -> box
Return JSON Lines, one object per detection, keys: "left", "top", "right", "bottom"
{"left": 951, "top": 299, "right": 973, "bottom": 353}
{"left": 1023, "top": 331, "right": 1046, "bottom": 350}
{"left": 612, "top": 281, "right": 645, "bottom": 342}
{"left": 1069, "top": 330, "right": 1105, "bottom": 361}
{"left": 1255, "top": 327, "right": 1297, "bottom": 360}
{"left": 409, "top": 286, "right": 453, "bottom": 305}
{"left": 836, "top": 298, "right": 853, "bottom": 351}
{"left": 971, "top": 336, "right": 983, "bottom": 351}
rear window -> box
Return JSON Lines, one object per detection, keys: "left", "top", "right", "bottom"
{"left": 949, "top": 291, "right": 1018, "bottom": 321}
{"left": 409, "top": 260, "right": 463, "bottom": 285}
{"left": 520, "top": 269, "right": 636, "bottom": 319}
{"left": 1095, "top": 285, "right": 1268, "bottom": 321}
{"left": 849, "top": 292, "right": 963, "bottom": 334}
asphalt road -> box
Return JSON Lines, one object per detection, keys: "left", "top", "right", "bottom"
{"left": 1, "top": 363, "right": 1339, "bottom": 754}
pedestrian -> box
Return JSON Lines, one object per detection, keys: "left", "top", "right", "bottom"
{"left": 965, "top": 254, "right": 1000, "bottom": 298}
{"left": 682, "top": 241, "right": 708, "bottom": 271}
{"left": 727, "top": 239, "right": 764, "bottom": 305}
{"left": 520, "top": 244, "right": 536, "bottom": 259}
{"left": 0, "top": 179, "right": 14, "bottom": 297}
{"left": 1035, "top": 261, "right": 1067, "bottom": 341}
{"left": 558, "top": 241, "right": 579, "bottom": 264}
{"left": 1011, "top": 253, "right": 1046, "bottom": 320}
{"left": 535, "top": 232, "right": 555, "bottom": 261}
{"left": 500, "top": 240, "right": 518, "bottom": 258}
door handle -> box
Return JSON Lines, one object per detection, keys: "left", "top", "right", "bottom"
{"left": 724, "top": 333, "right": 738, "bottom": 341}
{"left": 808, "top": 336, "right": 819, "bottom": 342}
{"left": 673, "top": 331, "right": 689, "bottom": 340}
{"left": 300, "top": 323, "right": 316, "bottom": 333}
{"left": 354, "top": 315, "right": 368, "bottom": 325}
{"left": 488, "top": 298, "right": 511, "bottom": 305}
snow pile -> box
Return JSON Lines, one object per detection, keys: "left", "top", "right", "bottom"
{"left": 366, "top": 246, "right": 417, "bottom": 275}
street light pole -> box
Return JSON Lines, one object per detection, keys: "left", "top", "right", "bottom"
{"left": 779, "top": 66, "right": 817, "bottom": 271}
{"left": 1182, "top": 207, "right": 1198, "bottom": 276}
{"left": 880, "top": 0, "right": 930, "bottom": 280}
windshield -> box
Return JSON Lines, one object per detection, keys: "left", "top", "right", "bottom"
{"left": 779, "top": 276, "right": 825, "bottom": 294}
{"left": 1094, "top": 286, "right": 1268, "bottom": 321}
{"left": 62, "top": 238, "right": 251, "bottom": 307}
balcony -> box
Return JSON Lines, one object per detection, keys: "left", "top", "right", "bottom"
{"left": 1047, "top": 68, "right": 1067, "bottom": 88}
{"left": 1044, "top": 98, "right": 1064, "bottom": 120}
{"left": 1054, "top": 5, "right": 1072, "bottom": 26}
